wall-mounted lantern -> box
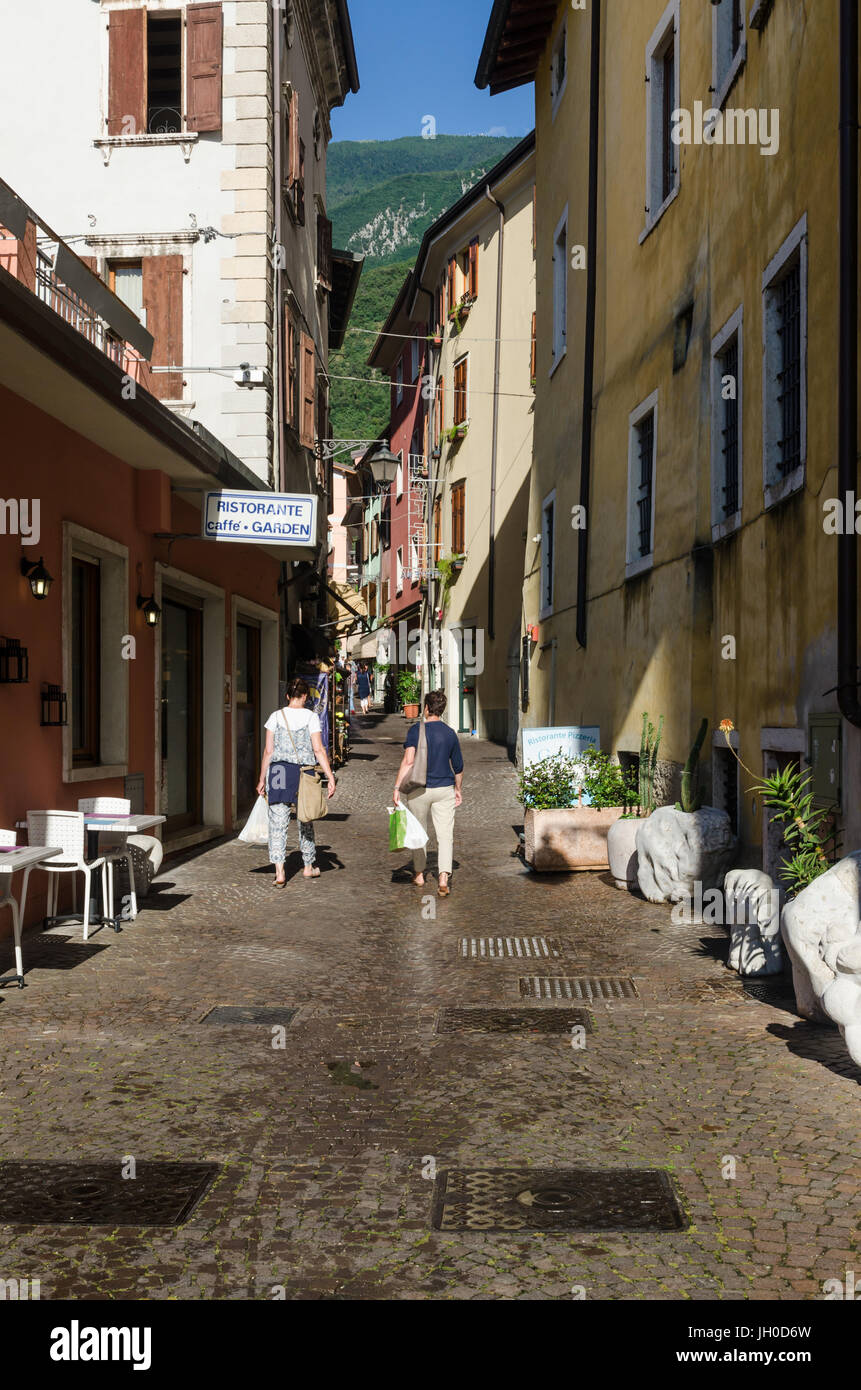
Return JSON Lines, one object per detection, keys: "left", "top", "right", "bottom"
{"left": 20, "top": 555, "right": 53, "bottom": 599}
{"left": 0, "top": 637, "right": 29, "bottom": 684}
{"left": 40, "top": 684, "right": 68, "bottom": 727}
{"left": 137, "top": 593, "right": 161, "bottom": 627}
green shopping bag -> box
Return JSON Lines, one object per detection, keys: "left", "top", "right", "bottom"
{"left": 388, "top": 806, "right": 407, "bottom": 852}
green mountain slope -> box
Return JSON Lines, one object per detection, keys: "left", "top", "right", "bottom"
{"left": 328, "top": 134, "right": 522, "bottom": 442}
{"left": 328, "top": 134, "right": 520, "bottom": 268}
{"left": 328, "top": 260, "right": 412, "bottom": 448}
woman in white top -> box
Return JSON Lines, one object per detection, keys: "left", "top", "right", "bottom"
{"left": 256, "top": 677, "right": 336, "bottom": 887}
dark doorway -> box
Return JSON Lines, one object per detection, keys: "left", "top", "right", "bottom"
{"left": 161, "top": 597, "right": 203, "bottom": 833}
{"left": 235, "top": 621, "right": 261, "bottom": 819}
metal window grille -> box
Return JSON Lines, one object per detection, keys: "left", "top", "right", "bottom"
{"left": 636, "top": 413, "right": 654, "bottom": 557}
{"left": 662, "top": 41, "right": 676, "bottom": 203}
{"left": 776, "top": 261, "right": 801, "bottom": 477}
{"left": 543, "top": 502, "right": 554, "bottom": 609}
{"left": 720, "top": 338, "right": 739, "bottom": 517}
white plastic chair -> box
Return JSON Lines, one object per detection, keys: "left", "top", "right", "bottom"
{"left": 27, "top": 811, "right": 108, "bottom": 940}
{"left": 0, "top": 828, "right": 26, "bottom": 984}
{"left": 77, "top": 797, "right": 138, "bottom": 923}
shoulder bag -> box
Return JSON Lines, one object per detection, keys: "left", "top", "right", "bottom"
{"left": 281, "top": 711, "right": 329, "bottom": 822}
{"left": 402, "top": 715, "right": 428, "bottom": 795}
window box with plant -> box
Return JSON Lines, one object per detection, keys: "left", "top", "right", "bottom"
{"left": 445, "top": 422, "right": 469, "bottom": 445}
{"left": 447, "top": 295, "right": 474, "bottom": 335}
{"left": 519, "top": 750, "right": 638, "bottom": 873}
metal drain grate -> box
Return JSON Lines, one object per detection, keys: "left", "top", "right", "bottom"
{"left": 431, "top": 1167, "right": 686, "bottom": 1232}
{"left": 742, "top": 979, "right": 796, "bottom": 1007}
{"left": 0, "top": 1161, "right": 219, "bottom": 1226}
{"left": 460, "top": 937, "right": 563, "bottom": 960}
{"left": 519, "top": 976, "right": 638, "bottom": 1001}
{"left": 436, "top": 1007, "right": 593, "bottom": 1035}
{"left": 200, "top": 1006, "right": 298, "bottom": 1026}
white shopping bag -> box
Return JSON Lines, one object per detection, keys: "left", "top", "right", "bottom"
{"left": 238, "top": 794, "right": 269, "bottom": 845}
{"left": 387, "top": 803, "right": 429, "bottom": 850}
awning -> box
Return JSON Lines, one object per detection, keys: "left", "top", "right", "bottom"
{"left": 349, "top": 630, "right": 385, "bottom": 659}
{"left": 341, "top": 500, "right": 364, "bottom": 529}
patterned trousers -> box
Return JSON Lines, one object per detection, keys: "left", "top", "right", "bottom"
{"left": 267, "top": 802, "right": 316, "bottom": 866}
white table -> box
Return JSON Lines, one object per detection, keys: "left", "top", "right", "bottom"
{"left": 0, "top": 846, "right": 62, "bottom": 989}
{"left": 80, "top": 814, "right": 166, "bottom": 930}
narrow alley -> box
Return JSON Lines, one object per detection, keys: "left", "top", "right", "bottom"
{"left": 0, "top": 715, "right": 856, "bottom": 1301}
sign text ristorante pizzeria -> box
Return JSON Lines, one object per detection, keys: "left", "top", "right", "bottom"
{"left": 203, "top": 490, "right": 318, "bottom": 546}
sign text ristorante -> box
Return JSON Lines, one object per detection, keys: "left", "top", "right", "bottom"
{"left": 203, "top": 490, "right": 318, "bottom": 545}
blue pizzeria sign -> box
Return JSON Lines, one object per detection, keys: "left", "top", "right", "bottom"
{"left": 203, "top": 490, "right": 317, "bottom": 545}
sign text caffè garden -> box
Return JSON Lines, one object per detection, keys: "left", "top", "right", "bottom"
{"left": 203, "top": 491, "right": 318, "bottom": 545}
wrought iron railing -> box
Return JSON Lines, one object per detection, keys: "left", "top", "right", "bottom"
{"left": 35, "top": 251, "right": 126, "bottom": 367}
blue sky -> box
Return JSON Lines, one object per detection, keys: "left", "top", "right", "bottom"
{"left": 331, "top": 0, "right": 535, "bottom": 143}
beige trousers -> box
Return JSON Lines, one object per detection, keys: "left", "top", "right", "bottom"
{"left": 406, "top": 785, "right": 457, "bottom": 875}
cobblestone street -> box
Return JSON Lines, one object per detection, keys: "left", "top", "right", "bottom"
{"left": 0, "top": 714, "right": 858, "bottom": 1302}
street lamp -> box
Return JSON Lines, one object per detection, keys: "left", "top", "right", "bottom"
{"left": 365, "top": 445, "right": 400, "bottom": 491}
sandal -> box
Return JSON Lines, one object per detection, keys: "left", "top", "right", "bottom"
{"left": 274, "top": 877, "right": 286, "bottom": 889}
{"left": 303, "top": 866, "right": 321, "bottom": 879}
{"left": 438, "top": 877, "right": 451, "bottom": 897}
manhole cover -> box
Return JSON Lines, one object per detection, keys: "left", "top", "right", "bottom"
{"left": 431, "top": 1168, "right": 686, "bottom": 1232}
{"left": 436, "top": 1008, "right": 593, "bottom": 1035}
{"left": 742, "top": 979, "right": 796, "bottom": 1007}
{"left": 0, "top": 1161, "right": 219, "bottom": 1226}
{"left": 200, "top": 1006, "right": 298, "bottom": 1026}
{"left": 519, "top": 976, "right": 638, "bottom": 1001}
{"left": 460, "top": 937, "right": 564, "bottom": 960}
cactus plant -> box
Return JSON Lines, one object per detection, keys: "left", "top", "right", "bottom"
{"left": 638, "top": 712, "right": 664, "bottom": 814}
{"left": 676, "top": 717, "right": 708, "bottom": 813}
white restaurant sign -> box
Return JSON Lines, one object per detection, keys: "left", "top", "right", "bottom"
{"left": 203, "top": 490, "right": 317, "bottom": 545}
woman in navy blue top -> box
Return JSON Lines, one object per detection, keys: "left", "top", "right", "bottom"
{"left": 393, "top": 689, "right": 463, "bottom": 896}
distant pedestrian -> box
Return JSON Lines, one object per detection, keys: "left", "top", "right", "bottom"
{"left": 393, "top": 689, "right": 463, "bottom": 896}
{"left": 256, "top": 678, "right": 336, "bottom": 887}
{"left": 356, "top": 662, "right": 372, "bottom": 714}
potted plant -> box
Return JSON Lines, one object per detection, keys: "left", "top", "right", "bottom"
{"left": 607, "top": 712, "right": 663, "bottom": 889}
{"left": 428, "top": 328, "right": 444, "bottom": 348}
{"left": 520, "top": 749, "right": 637, "bottom": 872}
{"left": 444, "top": 422, "right": 468, "bottom": 445}
{"left": 397, "top": 669, "right": 421, "bottom": 719}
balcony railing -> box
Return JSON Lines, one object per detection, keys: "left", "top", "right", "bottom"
{"left": 36, "top": 252, "right": 125, "bottom": 366}
{"left": 34, "top": 250, "right": 150, "bottom": 384}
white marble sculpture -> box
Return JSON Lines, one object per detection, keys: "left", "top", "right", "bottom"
{"left": 723, "top": 868, "right": 783, "bottom": 976}
{"left": 636, "top": 806, "right": 736, "bottom": 905}
{"left": 781, "top": 852, "right": 861, "bottom": 1064}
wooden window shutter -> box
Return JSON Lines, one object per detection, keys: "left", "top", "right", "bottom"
{"left": 468, "top": 239, "right": 479, "bottom": 299}
{"left": 186, "top": 4, "right": 223, "bottom": 133}
{"left": 530, "top": 312, "right": 537, "bottom": 382}
{"left": 141, "top": 255, "right": 183, "bottom": 400}
{"left": 300, "top": 331, "right": 316, "bottom": 448}
{"left": 107, "top": 8, "right": 146, "bottom": 136}
{"left": 447, "top": 258, "right": 456, "bottom": 313}
{"left": 317, "top": 213, "right": 332, "bottom": 291}
{"left": 289, "top": 90, "right": 300, "bottom": 182}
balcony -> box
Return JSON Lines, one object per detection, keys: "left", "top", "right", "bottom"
{"left": 0, "top": 176, "right": 153, "bottom": 386}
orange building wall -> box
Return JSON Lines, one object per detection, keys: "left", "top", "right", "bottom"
{"left": 0, "top": 384, "right": 281, "bottom": 934}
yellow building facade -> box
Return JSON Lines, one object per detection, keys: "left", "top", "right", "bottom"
{"left": 477, "top": 0, "right": 861, "bottom": 867}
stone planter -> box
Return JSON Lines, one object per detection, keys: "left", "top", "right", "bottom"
{"left": 524, "top": 806, "right": 625, "bottom": 872}
{"left": 607, "top": 816, "right": 646, "bottom": 890}
{"left": 636, "top": 806, "right": 736, "bottom": 904}
{"left": 781, "top": 852, "right": 861, "bottom": 1052}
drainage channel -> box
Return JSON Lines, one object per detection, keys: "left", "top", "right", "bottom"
{"left": 519, "top": 976, "right": 639, "bottom": 1001}
{"left": 459, "top": 936, "right": 566, "bottom": 960}
{"left": 436, "top": 1007, "right": 593, "bottom": 1035}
